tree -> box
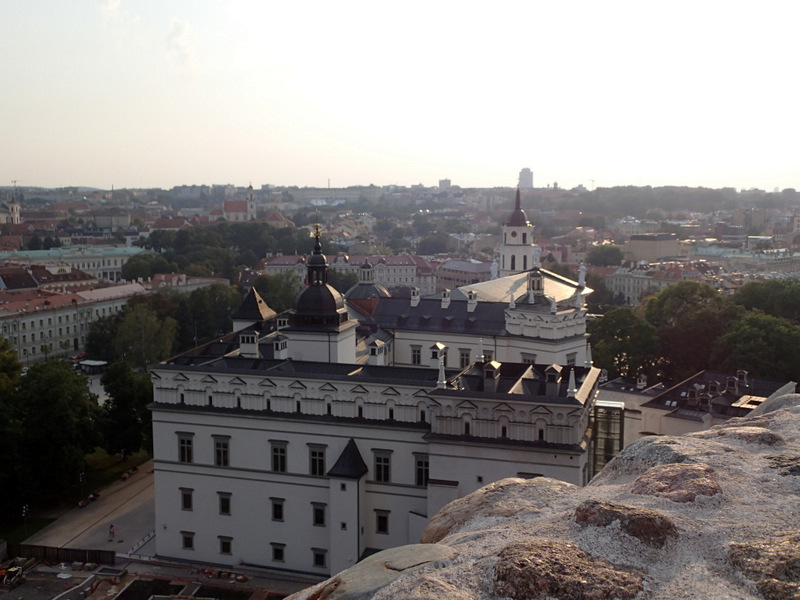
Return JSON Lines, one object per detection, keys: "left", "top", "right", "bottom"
{"left": 417, "top": 233, "right": 451, "bottom": 255}
{"left": 0, "top": 337, "right": 22, "bottom": 396}
{"left": 732, "top": 279, "right": 800, "bottom": 325}
{"left": 27, "top": 234, "right": 42, "bottom": 250}
{"left": 101, "top": 362, "right": 154, "bottom": 456}
{"left": 586, "top": 245, "right": 623, "bottom": 267}
{"left": 121, "top": 254, "right": 155, "bottom": 281}
{"left": 644, "top": 281, "right": 722, "bottom": 329}
{"left": 253, "top": 272, "right": 302, "bottom": 313}
{"left": 86, "top": 315, "right": 123, "bottom": 362}
{"left": 644, "top": 282, "right": 741, "bottom": 381}
{"left": 188, "top": 284, "right": 241, "bottom": 341}
{"left": 115, "top": 303, "right": 178, "bottom": 368}
{"left": 588, "top": 308, "right": 659, "bottom": 380}
{"left": 13, "top": 361, "right": 102, "bottom": 503}
{"left": 711, "top": 313, "right": 800, "bottom": 381}
{"left": 327, "top": 269, "right": 358, "bottom": 294}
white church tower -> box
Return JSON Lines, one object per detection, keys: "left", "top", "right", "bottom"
{"left": 499, "top": 188, "right": 539, "bottom": 277}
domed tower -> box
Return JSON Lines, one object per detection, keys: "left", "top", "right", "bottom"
{"left": 499, "top": 188, "right": 539, "bottom": 277}
{"left": 286, "top": 226, "right": 357, "bottom": 363}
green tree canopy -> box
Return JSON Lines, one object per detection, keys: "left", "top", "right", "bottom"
{"left": 586, "top": 245, "right": 624, "bottom": 267}
{"left": 253, "top": 271, "right": 302, "bottom": 313}
{"left": 711, "top": 312, "right": 800, "bottom": 381}
{"left": 115, "top": 303, "right": 178, "bottom": 368}
{"left": 13, "top": 361, "right": 102, "bottom": 503}
{"left": 588, "top": 308, "right": 659, "bottom": 380}
{"left": 732, "top": 278, "right": 800, "bottom": 325}
{"left": 101, "top": 362, "right": 154, "bottom": 456}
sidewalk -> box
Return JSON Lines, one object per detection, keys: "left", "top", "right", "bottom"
{"left": 25, "top": 460, "right": 155, "bottom": 553}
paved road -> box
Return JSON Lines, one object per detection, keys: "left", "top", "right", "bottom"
{"left": 25, "top": 461, "right": 155, "bottom": 554}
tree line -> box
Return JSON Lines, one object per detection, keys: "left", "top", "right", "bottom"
{"left": 588, "top": 278, "right": 800, "bottom": 384}
{"left": 0, "top": 343, "right": 152, "bottom": 519}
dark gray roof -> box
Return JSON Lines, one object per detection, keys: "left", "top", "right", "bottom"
{"left": 327, "top": 438, "right": 368, "bottom": 479}
{"left": 370, "top": 297, "right": 508, "bottom": 336}
{"left": 231, "top": 287, "right": 276, "bottom": 322}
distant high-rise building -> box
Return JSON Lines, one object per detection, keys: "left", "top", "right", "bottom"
{"left": 519, "top": 168, "right": 533, "bottom": 189}
{"left": 439, "top": 179, "right": 451, "bottom": 190}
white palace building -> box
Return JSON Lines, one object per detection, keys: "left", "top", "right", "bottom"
{"left": 149, "top": 195, "right": 603, "bottom": 577}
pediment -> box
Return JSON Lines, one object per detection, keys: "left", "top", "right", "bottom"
{"left": 201, "top": 375, "right": 218, "bottom": 384}
{"left": 259, "top": 378, "right": 276, "bottom": 387}
{"left": 493, "top": 403, "right": 514, "bottom": 413}
{"left": 319, "top": 383, "right": 338, "bottom": 392}
{"left": 289, "top": 380, "right": 307, "bottom": 390}
{"left": 412, "top": 389, "right": 429, "bottom": 397}
{"left": 456, "top": 400, "right": 478, "bottom": 410}
{"left": 350, "top": 385, "right": 369, "bottom": 394}
{"left": 229, "top": 377, "right": 247, "bottom": 386}
{"left": 381, "top": 387, "right": 400, "bottom": 396}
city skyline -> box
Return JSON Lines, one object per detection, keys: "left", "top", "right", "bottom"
{"left": 2, "top": 1, "right": 798, "bottom": 192}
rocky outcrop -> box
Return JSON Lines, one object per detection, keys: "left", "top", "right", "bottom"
{"left": 288, "top": 397, "right": 800, "bottom": 600}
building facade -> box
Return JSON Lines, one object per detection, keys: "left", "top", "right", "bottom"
{"left": 149, "top": 227, "right": 601, "bottom": 576}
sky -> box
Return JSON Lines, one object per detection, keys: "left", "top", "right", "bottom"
{"left": 1, "top": 1, "right": 798, "bottom": 192}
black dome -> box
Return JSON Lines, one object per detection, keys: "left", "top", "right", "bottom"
{"left": 507, "top": 187, "right": 529, "bottom": 227}
{"left": 289, "top": 225, "right": 349, "bottom": 328}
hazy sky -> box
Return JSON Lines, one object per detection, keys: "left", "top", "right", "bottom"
{"left": 2, "top": 1, "right": 797, "bottom": 191}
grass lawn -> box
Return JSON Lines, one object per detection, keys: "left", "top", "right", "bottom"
{"left": 83, "top": 448, "right": 151, "bottom": 492}
{"left": 1, "top": 517, "right": 56, "bottom": 545}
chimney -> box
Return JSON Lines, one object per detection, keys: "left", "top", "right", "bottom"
{"left": 545, "top": 366, "right": 562, "bottom": 397}
{"left": 483, "top": 361, "right": 500, "bottom": 393}
{"left": 467, "top": 290, "right": 477, "bottom": 313}
{"left": 410, "top": 287, "right": 420, "bottom": 307}
{"left": 239, "top": 332, "right": 260, "bottom": 358}
{"left": 441, "top": 289, "right": 450, "bottom": 309}
{"left": 430, "top": 342, "right": 446, "bottom": 369}
{"left": 636, "top": 373, "right": 647, "bottom": 390}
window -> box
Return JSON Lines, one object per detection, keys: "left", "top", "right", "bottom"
{"left": 219, "top": 536, "right": 232, "bottom": 555}
{"left": 271, "top": 498, "right": 284, "bottom": 521}
{"left": 374, "top": 450, "right": 391, "bottom": 483}
{"left": 312, "top": 503, "right": 326, "bottom": 527}
{"left": 271, "top": 543, "right": 285, "bottom": 562}
{"left": 312, "top": 548, "right": 327, "bottom": 568}
{"left": 271, "top": 441, "right": 287, "bottom": 473}
{"left": 459, "top": 349, "right": 471, "bottom": 369}
{"left": 566, "top": 352, "right": 577, "bottom": 366}
{"left": 214, "top": 437, "right": 230, "bottom": 467}
{"left": 411, "top": 346, "right": 421, "bottom": 365}
{"left": 218, "top": 492, "right": 231, "bottom": 516}
{"left": 375, "top": 510, "right": 390, "bottom": 534}
{"left": 177, "top": 433, "right": 193, "bottom": 463}
{"left": 180, "top": 488, "right": 193, "bottom": 511}
{"left": 521, "top": 353, "right": 537, "bottom": 365}
{"left": 309, "top": 445, "right": 326, "bottom": 477}
{"left": 181, "top": 531, "right": 194, "bottom": 550}
{"left": 415, "top": 454, "right": 429, "bottom": 487}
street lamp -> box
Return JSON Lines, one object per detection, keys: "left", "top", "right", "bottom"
{"left": 22, "top": 504, "right": 29, "bottom": 538}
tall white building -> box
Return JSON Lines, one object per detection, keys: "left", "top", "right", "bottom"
{"left": 519, "top": 168, "right": 533, "bottom": 189}
{"left": 149, "top": 218, "right": 599, "bottom": 577}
